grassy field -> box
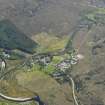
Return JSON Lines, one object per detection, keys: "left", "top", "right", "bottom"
{"left": 15, "top": 70, "right": 72, "bottom": 105}
{"left": 83, "top": 8, "right": 105, "bottom": 24}
{"left": 32, "top": 32, "right": 69, "bottom": 52}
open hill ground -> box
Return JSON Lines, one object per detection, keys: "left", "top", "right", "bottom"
{"left": 0, "top": 0, "right": 105, "bottom": 105}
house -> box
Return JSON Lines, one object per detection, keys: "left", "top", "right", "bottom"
{"left": 70, "top": 57, "right": 78, "bottom": 65}
{"left": 51, "top": 71, "right": 66, "bottom": 80}
{"left": 2, "top": 52, "right": 10, "bottom": 58}
{"left": 56, "top": 60, "right": 71, "bottom": 72}
{"left": 33, "top": 54, "right": 53, "bottom": 66}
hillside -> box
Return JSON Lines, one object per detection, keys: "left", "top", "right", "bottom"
{"left": 0, "top": 20, "right": 38, "bottom": 54}
{"left": 0, "top": 0, "right": 92, "bottom": 36}
{"left": 0, "top": 0, "right": 105, "bottom": 105}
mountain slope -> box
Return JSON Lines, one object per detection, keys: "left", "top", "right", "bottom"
{"left": 0, "top": 0, "right": 91, "bottom": 36}
{"left": 0, "top": 20, "right": 38, "bottom": 53}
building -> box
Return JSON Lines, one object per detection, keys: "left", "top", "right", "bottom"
{"left": 56, "top": 60, "right": 71, "bottom": 72}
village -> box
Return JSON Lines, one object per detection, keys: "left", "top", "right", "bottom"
{"left": 0, "top": 47, "right": 85, "bottom": 83}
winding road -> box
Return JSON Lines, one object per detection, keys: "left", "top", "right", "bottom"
{"left": 0, "top": 92, "right": 33, "bottom": 102}
{"left": 0, "top": 19, "right": 91, "bottom": 105}
{"left": 0, "top": 58, "right": 46, "bottom": 105}
{"left": 67, "top": 75, "right": 79, "bottom": 105}
{"left": 0, "top": 54, "right": 79, "bottom": 105}
{"left": 0, "top": 25, "right": 83, "bottom": 105}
